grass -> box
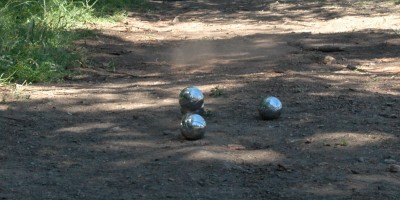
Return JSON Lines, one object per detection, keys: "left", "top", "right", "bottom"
{"left": 0, "top": 82, "right": 31, "bottom": 103}
{"left": 339, "top": 138, "right": 348, "bottom": 146}
{"left": 0, "top": 0, "right": 150, "bottom": 84}
{"left": 0, "top": 73, "right": 14, "bottom": 86}
{"left": 94, "top": 0, "right": 151, "bottom": 14}
{"left": 209, "top": 85, "right": 225, "bottom": 97}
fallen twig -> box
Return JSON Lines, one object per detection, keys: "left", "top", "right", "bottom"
{"left": 287, "top": 41, "right": 345, "bottom": 52}
{"left": 0, "top": 116, "right": 26, "bottom": 122}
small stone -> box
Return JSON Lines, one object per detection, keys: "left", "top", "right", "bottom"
{"left": 197, "top": 179, "right": 206, "bottom": 187}
{"left": 357, "top": 157, "right": 365, "bottom": 162}
{"left": 227, "top": 144, "right": 246, "bottom": 150}
{"left": 162, "top": 130, "right": 174, "bottom": 135}
{"left": 323, "top": 56, "right": 336, "bottom": 65}
{"left": 324, "top": 143, "right": 331, "bottom": 146}
{"left": 388, "top": 164, "right": 400, "bottom": 173}
{"left": 384, "top": 159, "right": 397, "bottom": 164}
{"left": 277, "top": 163, "right": 292, "bottom": 172}
{"left": 348, "top": 88, "right": 356, "bottom": 92}
{"left": 385, "top": 155, "right": 395, "bottom": 159}
{"left": 111, "top": 126, "right": 121, "bottom": 131}
{"left": 318, "top": 162, "right": 328, "bottom": 166}
{"left": 172, "top": 16, "right": 180, "bottom": 24}
{"left": 385, "top": 102, "right": 394, "bottom": 107}
{"left": 346, "top": 64, "right": 358, "bottom": 70}
{"left": 370, "top": 74, "right": 378, "bottom": 78}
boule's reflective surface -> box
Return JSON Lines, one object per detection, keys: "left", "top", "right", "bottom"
{"left": 258, "top": 96, "right": 282, "bottom": 120}
{"left": 180, "top": 113, "right": 206, "bottom": 140}
{"left": 180, "top": 103, "right": 205, "bottom": 116}
{"left": 179, "top": 86, "right": 204, "bottom": 112}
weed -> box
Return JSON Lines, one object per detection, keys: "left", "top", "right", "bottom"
{"left": 0, "top": 82, "right": 30, "bottom": 103}
{"left": 339, "top": 138, "right": 348, "bottom": 146}
{"left": 104, "top": 60, "right": 117, "bottom": 72}
{"left": 0, "top": 0, "right": 150, "bottom": 84}
{"left": 108, "top": 11, "right": 128, "bottom": 22}
{"left": 210, "top": 86, "right": 225, "bottom": 97}
{"left": 0, "top": 73, "right": 14, "bottom": 85}
{"left": 204, "top": 109, "right": 213, "bottom": 117}
{"left": 94, "top": 0, "right": 152, "bottom": 14}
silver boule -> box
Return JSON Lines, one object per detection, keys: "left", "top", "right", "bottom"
{"left": 180, "top": 113, "right": 206, "bottom": 140}
{"left": 179, "top": 86, "right": 204, "bottom": 113}
{"left": 258, "top": 96, "right": 282, "bottom": 120}
{"left": 180, "top": 103, "right": 205, "bottom": 116}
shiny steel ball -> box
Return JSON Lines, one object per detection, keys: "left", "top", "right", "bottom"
{"left": 258, "top": 96, "right": 282, "bottom": 120}
{"left": 179, "top": 86, "right": 204, "bottom": 113}
{"left": 180, "top": 103, "right": 205, "bottom": 116}
{"left": 180, "top": 113, "right": 206, "bottom": 140}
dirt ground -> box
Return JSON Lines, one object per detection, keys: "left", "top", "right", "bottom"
{"left": 1, "top": 0, "right": 400, "bottom": 199}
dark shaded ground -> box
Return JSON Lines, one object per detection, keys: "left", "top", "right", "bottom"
{"left": 1, "top": 0, "right": 400, "bottom": 199}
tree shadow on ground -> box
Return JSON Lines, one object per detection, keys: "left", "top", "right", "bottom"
{"left": 131, "top": 0, "right": 395, "bottom": 23}
{"left": 1, "top": 26, "right": 399, "bottom": 199}
{"left": 77, "top": 29, "right": 400, "bottom": 79}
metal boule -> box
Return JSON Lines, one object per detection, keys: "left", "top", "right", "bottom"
{"left": 258, "top": 96, "right": 282, "bottom": 120}
{"left": 180, "top": 103, "right": 205, "bottom": 116}
{"left": 180, "top": 113, "right": 206, "bottom": 140}
{"left": 179, "top": 86, "right": 205, "bottom": 113}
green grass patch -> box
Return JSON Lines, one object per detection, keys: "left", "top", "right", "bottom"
{"left": 93, "top": 0, "right": 151, "bottom": 15}
{"left": 209, "top": 85, "right": 226, "bottom": 97}
{"left": 0, "top": 0, "right": 150, "bottom": 84}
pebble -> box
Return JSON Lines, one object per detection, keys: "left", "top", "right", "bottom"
{"left": 197, "top": 179, "right": 206, "bottom": 187}
{"left": 323, "top": 56, "right": 336, "bottom": 65}
{"left": 172, "top": 16, "right": 180, "bottom": 24}
{"left": 385, "top": 102, "right": 394, "bottom": 107}
{"left": 227, "top": 144, "right": 246, "bottom": 150}
{"left": 111, "top": 126, "right": 122, "bottom": 131}
{"left": 346, "top": 64, "right": 358, "bottom": 70}
{"left": 318, "top": 162, "right": 328, "bottom": 166}
{"left": 357, "top": 157, "right": 365, "bottom": 163}
{"left": 388, "top": 164, "right": 400, "bottom": 173}
{"left": 385, "top": 155, "right": 395, "bottom": 159}
{"left": 384, "top": 159, "right": 397, "bottom": 164}
{"left": 162, "top": 130, "right": 175, "bottom": 135}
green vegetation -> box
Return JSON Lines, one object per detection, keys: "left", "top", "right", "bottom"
{"left": 0, "top": 0, "right": 149, "bottom": 84}
{"left": 209, "top": 85, "right": 225, "bottom": 97}
{"left": 339, "top": 138, "right": 348, "bottom": 146}
{"left": 94, "top": 0, "right": 151, "bottom": 14}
